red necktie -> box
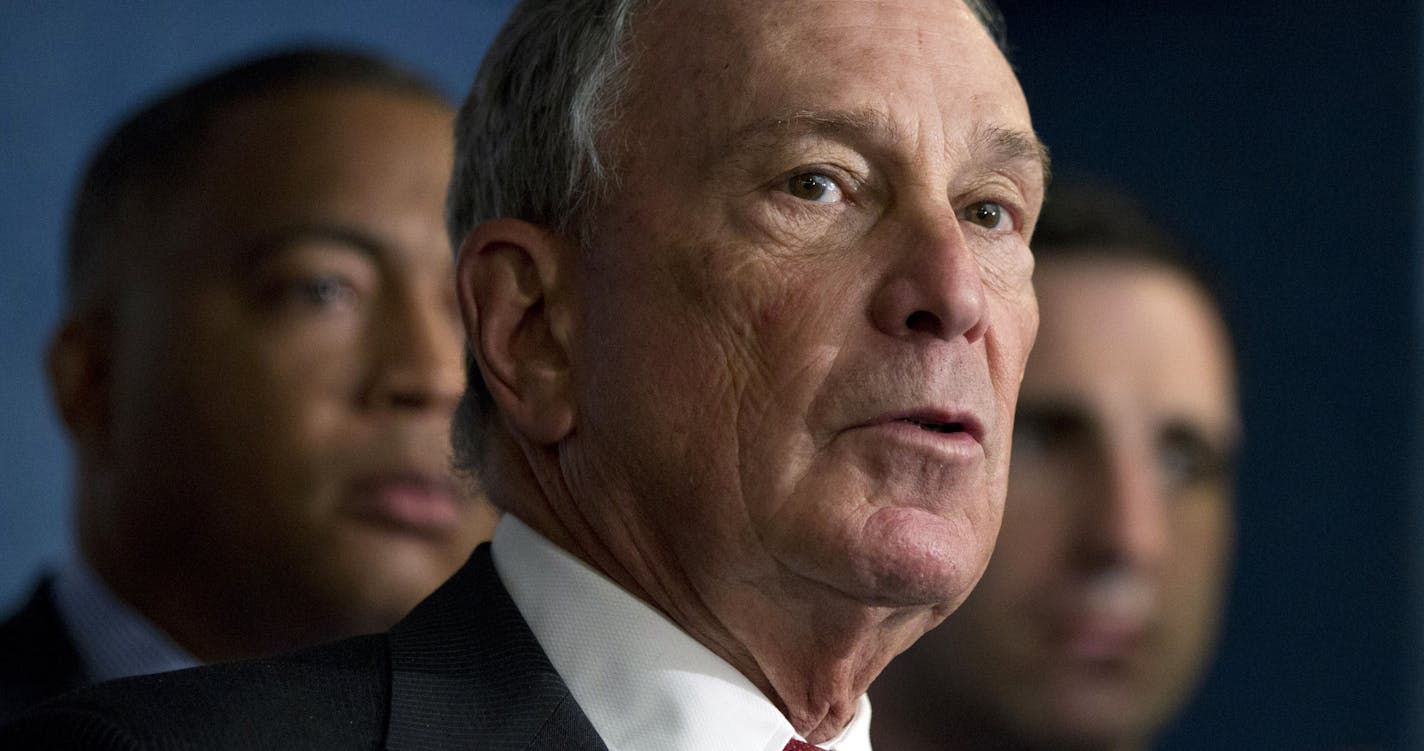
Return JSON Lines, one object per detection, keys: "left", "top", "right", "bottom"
{"left": 784, "top": 741, "right": 826, "bottom": 751}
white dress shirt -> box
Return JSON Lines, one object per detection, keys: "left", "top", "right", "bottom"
{"left": 492, "top": 515, "right": 873, "bottom": 751}
{"left": 51, "top": 553, "right": 199, "bottom": 684}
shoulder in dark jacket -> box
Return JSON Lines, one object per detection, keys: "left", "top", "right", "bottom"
{"left": 0, "top": 577, "right": 87, "bottom": 721}
{"left": 0, "top": 544, "right": 611, "bottom": 751}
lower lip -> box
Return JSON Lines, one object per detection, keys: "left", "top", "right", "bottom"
{"left": 1055, "top": 619, "right": 1145, "bottom": 663}
{"left": 348, "top": 481, "right": 461, "bottom": 537}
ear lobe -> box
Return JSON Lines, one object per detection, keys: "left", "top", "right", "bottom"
{"left": 455, "top": 218, "right": 576, "bottom": 446}
{"left": 47, "top": 314, "right": 113, "bottom": 451}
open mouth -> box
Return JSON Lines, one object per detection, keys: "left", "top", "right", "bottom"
{"left": 900, "top": 417, "right": 966, "bottom": 434}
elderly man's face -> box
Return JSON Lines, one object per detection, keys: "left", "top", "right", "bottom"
{"left": 923, "top": 259, "right": 1238, "bottom": 746}
{"left": 565, "top": 0, "right": 1043, "bottom": 614}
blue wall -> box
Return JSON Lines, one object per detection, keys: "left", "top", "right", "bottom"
{"left": 2, "top": 2, "right": 1417, "bottom": 749}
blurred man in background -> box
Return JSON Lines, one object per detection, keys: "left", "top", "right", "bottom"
{"left": 872, "top": 183, "right": 1240, "bottom": 751}
{"left": 0, "top": 47, "right": 497, "bottom": 718}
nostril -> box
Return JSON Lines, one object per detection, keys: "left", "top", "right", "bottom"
{"left": 389, "top": 392, "right": 430, "bottom": 409}
{"left": 371, "top": 387, "right": 436, "bottom": 411}
{"left": 904, "top": 310, "right": 940, "bottom": 335}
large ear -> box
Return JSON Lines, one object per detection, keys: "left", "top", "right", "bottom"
{"left": 46, "top": 314, "right": 113, "bottom": 452}
{"left": 455, "top": 219, "right": 576, "bottom": 446}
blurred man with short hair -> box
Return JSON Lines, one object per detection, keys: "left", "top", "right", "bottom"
{"left": 0, "top": 48, "right": 497, "bottom": 719}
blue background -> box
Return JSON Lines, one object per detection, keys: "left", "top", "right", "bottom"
{"left": 2, "top": 2, "right": 1419, "bottom": 749}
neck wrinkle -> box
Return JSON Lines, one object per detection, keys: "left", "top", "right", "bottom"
{"left": 508, "top": 430, "right": 936, "bottom": 747}
{"left": 719, "top": 583, "right": 938, "bottom": 744}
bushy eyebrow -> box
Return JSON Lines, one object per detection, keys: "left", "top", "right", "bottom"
{"left": 235, "top": 222, "right": 390, "bottom": 270}
{"left": 980, "top": 126, "right": 1052, "bottom": 187}
{"left": 719, "top": 109, "right": 1050, "bottom": 185}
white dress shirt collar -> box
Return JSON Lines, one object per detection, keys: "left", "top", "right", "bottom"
{"left": 51, "top": 553, "right": 200, "bottom": 684}
{"left": 492, "top": 515, "right": 872, "bottom": 751}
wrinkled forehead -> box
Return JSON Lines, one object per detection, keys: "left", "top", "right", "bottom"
{"left": 618, "top": 0, "right": 1032, "bottom": 168}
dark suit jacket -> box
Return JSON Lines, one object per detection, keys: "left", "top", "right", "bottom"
{"left": 0, "top": 544, "right": 610, "bottom": 750}
{"left": 0, "top": 578, "right": 88, "bottom": 720}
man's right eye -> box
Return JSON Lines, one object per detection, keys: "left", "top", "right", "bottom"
{"left": 287, "top": 275, "right": 358, "bottom": 310}
{"left": 1011, "top": 408, "right": 1085, "bottom": 461}
{"left": 785, "top": 172, "right": 844, "bottom": 203}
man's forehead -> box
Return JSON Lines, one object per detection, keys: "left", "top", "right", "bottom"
{"left": 622, "top": 0, "right": 1033, "bottom": 156}
{"left": 631, "top": 0, "right": 997, "bottom": 76}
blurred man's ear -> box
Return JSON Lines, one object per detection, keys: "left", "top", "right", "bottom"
{"left": 46, "top": 314, "right": 113, "bottom": 452}
{"left": 455, "top": 219, "right": 576, "bottom": 446}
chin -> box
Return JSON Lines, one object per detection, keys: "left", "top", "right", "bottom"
{"left": 1033, "top": 689, "right": 1161, "bottom": 749}
{"left": 1039, "top": 718, "right": 1151, "bottom": 751}
{"left": 848, "top": 505, "right": 995, "bottom": 608}
{"left": 327, "top": 547, "right": 460, "bottom": 612}
{"left": 326, "top": 577, "right": 437, "bottom": 634}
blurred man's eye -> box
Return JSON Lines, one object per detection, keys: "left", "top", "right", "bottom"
{"left": 1012, "top": 406, "right": 1085, "bottom": 459}
{"left": 785, "top": 172, "right": 844, "bottom": 203}
{"left": 1158, "top": 424, "right": 1232, "bottom": 495}
{"left": 292, "top": 275, "right": 358, "bottom": 308}
{"left": 257, "top": 272, "right": 362, "bottom": 314}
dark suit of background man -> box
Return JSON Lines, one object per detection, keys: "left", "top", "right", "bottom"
{"left": 1, "top": 0, "right": 1050, "bottom": 747}
{"left": 872, "top": 184, "right": 1240, "bottom": 751}
{"left": 0, "top": 48, "right": 498, "bottom": 719}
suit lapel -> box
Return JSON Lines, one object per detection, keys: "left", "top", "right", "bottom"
{"left": 385, "top": 544, "right": 608, "bottom": 751}
{"left": 0, "top": 577, "right": 87, "bottom": 718}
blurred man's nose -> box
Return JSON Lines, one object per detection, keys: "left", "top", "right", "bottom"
{"left": 1078, "top": 446, "right": 1170, "bottom": 569}
{"left": 363, "top": 291, "right": 464, "bottom": 413}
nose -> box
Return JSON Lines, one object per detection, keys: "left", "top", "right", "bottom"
{"left": 870, "top": 212, "right": 987, "bottom": 342}
{"left": 1077, "top": 447, "right": 1170, "bottom": 569}
{"left": 363, "top": 284, "right": 465, "bottom": 413}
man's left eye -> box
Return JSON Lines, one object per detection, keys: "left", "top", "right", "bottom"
{"left": 963, "top": 201, "right": 1014, "bottom": 230}
{"left": 785, "top": 173, "right": 844, "bottom": 203}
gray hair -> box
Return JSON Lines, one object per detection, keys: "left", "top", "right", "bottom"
{"left": 447, "top": 0, "right": 643, "bottom": 480}
{"left": 446, "top": 0, "right": 639, "bottom": 248}
{"left": 447, "top": 0, "right": 1004, "bottom": 476}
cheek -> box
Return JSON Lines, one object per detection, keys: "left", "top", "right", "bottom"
{"left": 988, "top": 292, "right": 1039, "bottom": 383}
{"left": 193, "top": 320, "right": 360, "bottom": 489}
{"left": 1167, "top": 499, "right": 1234, "bottom": 597}
{"left": 676, "top": 252, "right": 852, "bottom": 410}
{"left": 731, "top": 272, "right": 863, "bottom": 479}
{"left": 984, "top": 296, "right": 1039, "bottom": 456}
{"left": 1158, "top": 503, "right": 1234, "bottom": 672}
{"left": 988, "top": 486, "right": 1066, "bottom": 583}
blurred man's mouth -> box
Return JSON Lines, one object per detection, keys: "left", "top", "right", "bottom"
{"left": 1055, "top": 615, "right": 1147, "bottom": 664}
{"left": 1050, "top": 571, "right": 1156, "bottom": 665}
{"left": 347, "top": 474, "right": 463, "bottom": 537}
